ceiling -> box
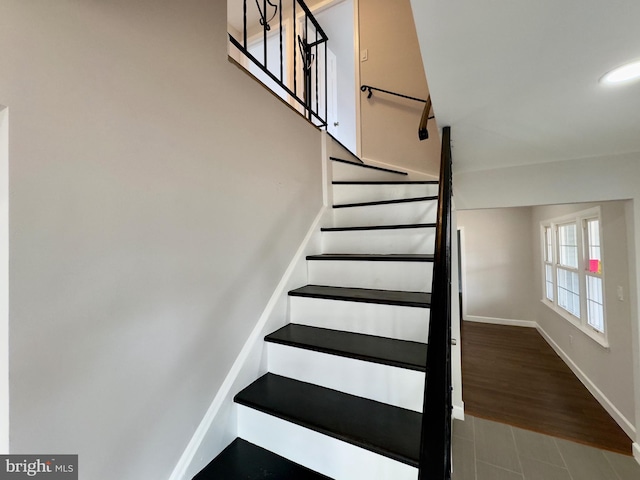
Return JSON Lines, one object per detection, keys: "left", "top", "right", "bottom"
{"left": 410, "top": 0, "right": 640, "bottom": 173}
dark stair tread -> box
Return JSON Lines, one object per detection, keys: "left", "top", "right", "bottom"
{"left": 193, "top": 438, "right": 332, "bottom": 479}
{"left": 330, "top": 157, "right": 407, "bottom": 176}
{"left": 321, "top": 223, "right": 436, "bottom": 232}
{"left": 333, "top": 180, "right": 438, "bottom": 185}
{"left": 333, "top": 195, "right": 438, "bottom": 209}
{"left": 288, "top": 285, "right": 431, "bottom": 308}
{"left": 265, "top": 324, "right": 427, "bottom": 371}
{"left": 306, "top": 253, "right": 435, "bottom": 262}
{"left": 234, "top": 373, "right": 421, "bottom": 467}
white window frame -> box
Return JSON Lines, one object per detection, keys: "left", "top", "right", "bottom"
{"left": 540, "top": 207, "right": 608, "bottom": 348}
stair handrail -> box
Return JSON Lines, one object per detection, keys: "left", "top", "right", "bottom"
{"left": 418, "top": 126, "right": 453, "bottom": 479}
{"left": 360, "top": 85, "right": 433, "bottom": 141}
{"left": 418, "top": 96, "right": 432, "bottom": 141}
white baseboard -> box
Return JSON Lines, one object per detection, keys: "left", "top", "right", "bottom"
{"left": 464, "top": 315, "right": 537, "bottom": 328}
{"left": 536, "top": 324, "right": 636, "bottom": 439}
{"left": 633, "top": 443, "right": 640, "bottom": 465}
{"left": 168, "top": 206, "right": 328, "bottom": 480}
{"left": 453, "top": 403, "right": 465, "bottom": 421}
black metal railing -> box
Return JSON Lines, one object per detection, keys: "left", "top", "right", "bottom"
{"left": 418, "top": 126, "right": 453, "bottom": 479}
{"left": 228, "top": 0, "right": 328, "bottom": 127}
{"left": 360, "top": 84, "right": 433, "bottom": 140}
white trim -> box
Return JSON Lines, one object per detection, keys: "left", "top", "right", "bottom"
{"left": 168, "top": 206, "right": 328, "bottom": 480}
{"left": 321, "top": 132, "right": 332, "bottom": 207}
{"left": 458, "top": 227, "right": 467, "bottom": 322}
{"left": 633, "top": 442, "right": 640, "bottom": 466}
{"left": 453, "top": 403, "right": 465, "bottom": 421}
{"left": 536, "top": 324, "right": 636, "bottom": 439}
{"left": 0, "top": 106, "right": 8, "bottom": 454}
{"left": 353, "top": 0, "right": 362, "bottom": 158}
{"left": 464, "top": 315, "right": 537, "bottom": 329}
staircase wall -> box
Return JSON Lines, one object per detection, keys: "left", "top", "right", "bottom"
{"left": 359, "top": 0, "right": 441, "bottom": 176}
{"left": 0, "top": 1, "right": 323, "bottom": 479}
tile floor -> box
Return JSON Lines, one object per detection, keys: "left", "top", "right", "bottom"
{"left": 453, "top": 415, "right": 640, "bottom": 480}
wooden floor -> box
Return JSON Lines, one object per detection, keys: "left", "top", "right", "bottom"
{"left": 461, "top": 321, "right": 633, "bottom": 455}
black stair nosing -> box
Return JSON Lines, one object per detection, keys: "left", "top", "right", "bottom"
{"left": 330, "top": 157, "right": 408, "bottom": 176}
{"left": 333, "top": 195, "right": 438, "bottom": 209}
{"left": 332, "top": 180, "right": 438, "bottom": 185}
{"left": 288, "top": 284, "right": 431, "bottom": 308}
{"left": 193, "top": 437, "right": 333, "bottom": 480}
{"left": 234, "top": 373, "right": 421, "bottom": 468}
{"left": 265, "top": 323, "right": 428, "bottom": 372}
{"left": 306, "top": 253, "right": 435, "bottom": 263}
{"left": 321, "top": 222, "right": 437, "bottom": 232}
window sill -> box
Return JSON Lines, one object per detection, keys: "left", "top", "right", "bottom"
{"left": 540, "top": 299, "right": 610, "bottom": 349}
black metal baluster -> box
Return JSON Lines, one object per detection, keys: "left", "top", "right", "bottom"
{"left": 324, "top": 40, "right": 328, "bottom": 127}
{"left": 279, "top": 0, "right": 283, "bottom": 82}
{"left": 305, "top": 16, "right": 310, "bottom": 120}
{"left": 263, "top": 0, "right": 268, "bottom": 70}
{"left": 243, "top": 0, "right": 247, "bottom": 49}
{"left": 293, "top": 0, "right": 297, "bottom": 97}
{"left": 315, "top": 27, "right": 319, "bottom": 120}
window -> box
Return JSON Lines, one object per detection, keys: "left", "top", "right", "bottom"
{"left": 557, "top": 223, "right": 580, "bottom": 317}
{"left": 543, "top": 226, "right": 554, "bottom": 301}
{"left": 541, "top": 208, "right": 607, "bottom": 346}
{"left": 585, "top": 219, "right": 604, "bottom": 333}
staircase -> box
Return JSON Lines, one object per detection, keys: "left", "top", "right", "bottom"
{"left": 193, "top": 157, "right": 440, "bottom": 480}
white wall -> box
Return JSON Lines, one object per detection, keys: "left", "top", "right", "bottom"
{"left": 454, "top": 152, "right": 640, "bottom": 450}
{"left": 0, "top": 1, "right": 322, "bottom": 479}
{"left": 0, "top": 106, "right": 8, "bottom": 454}
{"left": 359, "top": 0, "right": 440, "bottom": 175}
{"left": 457, "top": 207, "right": 535, "bottom": 323}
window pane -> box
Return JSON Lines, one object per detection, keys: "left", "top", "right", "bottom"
{"left": 545, "top": 264, "right": 554, "bottom": 301}
{"left": 586, "top": 275, "right": 604, "bottom": 333}
{"left": 558, "top": 223, "right": 578, "bottom": 268}
{"left": 557, "top": 267, "right": 580, "bottom": 317}
{"left": 586, "top": 219, "right": 602, "bottom": 273}
{"left": 544, "top": 226, "right": 553, "bottom": 262}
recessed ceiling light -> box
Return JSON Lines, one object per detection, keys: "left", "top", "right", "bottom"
{"left": 601, "top": 60, "right": 640, "bottom": 85}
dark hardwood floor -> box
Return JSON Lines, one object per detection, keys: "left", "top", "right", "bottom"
{"left": 461, "top": 321, "right": 633, "bottom": 455}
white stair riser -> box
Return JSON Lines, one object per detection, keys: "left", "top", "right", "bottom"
{"left": 268, "top": 343, "right": 425, "bottom": 412}
{"left": 289, "top": 296, "right": 430, "bottom": 342}
{"left": 331, "top": 201, "right": 437, "bottom": 227}
{"left": 238, "top": 406, "right": 418, "bottom": 480}
{"left": 333, "top": 183, "right": 439, "bottom": 204}
{"left": 308, "top": 260, "right": 433, "bottom": 292}
{"left": 322, "top": 228, "right": 436, "bottom": 255}
{"left": 332, "top": 161, "right": 407, "bottom": 182}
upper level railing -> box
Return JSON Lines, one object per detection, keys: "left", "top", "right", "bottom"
{"left": 360, "top": 84, "right": 433, "bottom": 140}
{"left": 418, "top": 126, "right": 453, "bottom": 479}
{"left": 228, "top": 0, "right": 328, "bottom": 128}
